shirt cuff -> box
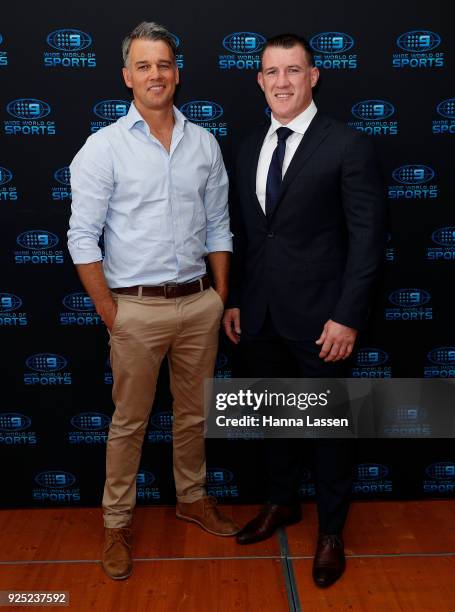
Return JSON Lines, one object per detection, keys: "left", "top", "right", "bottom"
{"left": 67, "top": 243, "right": 103, "bottom": 265}
{"left": 206, "top": 237, "right": 233, "bottom": 253}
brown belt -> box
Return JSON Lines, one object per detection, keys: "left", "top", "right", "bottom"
{"left": 112, "top": 275, "right": 211, "bottom": 299}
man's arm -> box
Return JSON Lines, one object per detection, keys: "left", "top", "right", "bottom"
{"left": 207, "top": 251, "right": 230, "bottom": 304}
{"left": 204, "top": 135, "right": 233, "bottom": 304}
{"left": 67, "top": 134, "right": 116, "bottom": 328}
{"left": 317, "top": 131, "right": 386, "bottom": 362}
{"left": 223, "top": 204, "right": 243, "bottom": 343}
{"left": 75, "top": 262, "right": 117, "bottom": 331}
{"left": 223, "top": 151, "right": 247, "bottom": 344}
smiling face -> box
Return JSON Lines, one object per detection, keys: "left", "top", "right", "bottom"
{"left": 258, "top": 44, "right": 319, "bottom": 125}
{"left": 122, "top": 38, "right": 179, "bottom": 113}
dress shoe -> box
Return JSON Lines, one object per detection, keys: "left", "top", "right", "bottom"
{"left": 312, "top": 533, "right": 346, "bottom": 588}
{"left": 236, "top": 503, "right": 302, "bottom": 545}
{"left": 102, "top": 527, "right": 133, "bottom": 580}
{"left": 176, "top": 496, "right": 240, "bottom": 536}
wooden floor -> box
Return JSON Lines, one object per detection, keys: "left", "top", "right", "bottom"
{"left": 1, "top": 501, "right": 454, "bottom": 611}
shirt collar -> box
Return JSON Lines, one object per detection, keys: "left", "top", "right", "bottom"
{"left": 124, "top": 101, "right": 187, "bottom": 135}
{"left": 268, "top": 100, "right": 318, "bottom": 139}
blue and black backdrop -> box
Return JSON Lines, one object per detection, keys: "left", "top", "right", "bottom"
{"left": 1, "top": 1, "right": 454, "bottom": 507}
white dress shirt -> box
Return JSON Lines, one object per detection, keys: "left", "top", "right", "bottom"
{"left": 256, "top": 100, "right": 318, "bottom": 213}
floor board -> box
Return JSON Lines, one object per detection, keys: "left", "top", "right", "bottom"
{"left": 0, "top": 559, "right": 289, "bottom": 612}
{"left": 286, "top": 499, "right": 455, "bottom": 556}
{"left": 293, "top": 556, "right": 455, "bottom": 612}
{"left": 0, "top": 505, "right": 280, "bottom": 562}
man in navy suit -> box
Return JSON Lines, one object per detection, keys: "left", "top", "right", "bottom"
{"left": 223, "top": 33, "right": 385, "bottom": 588}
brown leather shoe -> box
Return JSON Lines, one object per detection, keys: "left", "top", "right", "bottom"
{"left": 102, "top": 527, "right": 133, "bottom": 580}
{"left": 312, "top": 533, "right": 346, "bottom": 588}
{"left": 236, "top": 503, "right": 302, "bottom": 545}
{"left": 176, "top": 496, "right": 240, "bottom": 536}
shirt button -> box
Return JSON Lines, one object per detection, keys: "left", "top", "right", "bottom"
{"left": 267, "top": 231, "right": 275, "bottom": 238}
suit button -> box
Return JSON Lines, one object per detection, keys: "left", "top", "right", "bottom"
{"left": 267, "top": 231, "right": 275, "bottom": 238}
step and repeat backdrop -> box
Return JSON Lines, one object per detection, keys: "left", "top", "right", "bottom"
{"left": 1, "top": 2, "right": 454, "bottom": 507}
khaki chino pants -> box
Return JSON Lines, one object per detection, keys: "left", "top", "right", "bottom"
{"left": 102, "top": 286, "right": 224, "bottom": 528}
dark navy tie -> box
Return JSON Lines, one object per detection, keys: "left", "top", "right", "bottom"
{"left": 265, "top": 126, "right": 293, "bottom": 217}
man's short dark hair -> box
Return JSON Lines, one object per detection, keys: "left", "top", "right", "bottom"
{"left": 260, "top": 33, "right": 315, "bottom": 68}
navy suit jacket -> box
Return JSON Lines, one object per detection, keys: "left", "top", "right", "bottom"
{"left": 228, "top": 111, "right": 386, "bottom": 340}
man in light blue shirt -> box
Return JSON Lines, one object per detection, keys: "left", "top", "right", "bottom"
{"left": 68, "top": 21, "right": 238, "bottom": 581}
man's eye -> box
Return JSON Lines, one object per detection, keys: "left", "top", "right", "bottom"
{"left": 138, "top": 65, "right": 148, "bottom": 70}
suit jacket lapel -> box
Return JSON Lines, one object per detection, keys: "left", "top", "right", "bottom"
{"left": 269, "top": 113, "right": 332, "bottom": 219}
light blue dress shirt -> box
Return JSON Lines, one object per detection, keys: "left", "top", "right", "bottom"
{"left": 68, "top": 102, "right": 232, "bottom": 287}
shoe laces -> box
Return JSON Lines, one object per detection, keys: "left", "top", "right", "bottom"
{"left": 106, "top": 528, "right": 131, "bottom": 546}
{"left": 320, "top": 534, "right": 342, "bottom": 548}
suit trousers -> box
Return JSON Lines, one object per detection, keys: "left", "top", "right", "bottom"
{"left": 102, "top": 287, "right": 224, "bottom": 528}
{"left": 235, "top": 311, "right": 354, "bottom": 535}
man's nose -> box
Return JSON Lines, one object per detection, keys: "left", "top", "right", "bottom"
{"left": 148, "top": 64, "right": 160, "bottom": 79}
{"left": 275, "top": 70, "right": 290, "bottom": 87}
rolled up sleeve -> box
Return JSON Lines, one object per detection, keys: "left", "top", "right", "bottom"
{"left": 67, "top": 134, "right": 114, "bottom": 264}
{"left": 204, "top": 136, "right": 233, "bottom": 253}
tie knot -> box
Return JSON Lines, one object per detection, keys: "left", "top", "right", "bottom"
{"left": 276, "top": 126, "right": 293, "bottom": 142}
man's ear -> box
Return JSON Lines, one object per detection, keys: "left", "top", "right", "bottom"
{"left": 310, "top": 66, "right": 320, "bottom": 89}
{"left": 257, "top": 71, "right": 265, "bottom": 92}
{"left": 122, "top": 67, "right": 132, "bottom": 89}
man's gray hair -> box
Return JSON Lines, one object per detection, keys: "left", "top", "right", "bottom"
{"left": 122, "top": 21, "right": 177, "bottom": 67}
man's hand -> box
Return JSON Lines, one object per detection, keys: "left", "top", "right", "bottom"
{"left": 223, "top": 308, "right": 241, "bottom": 344}
{"left": 315, "top": 319, "right": 357, "bottom": 362}
{"left": 97, "top": 298, "right": 118, "bottom": 332}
